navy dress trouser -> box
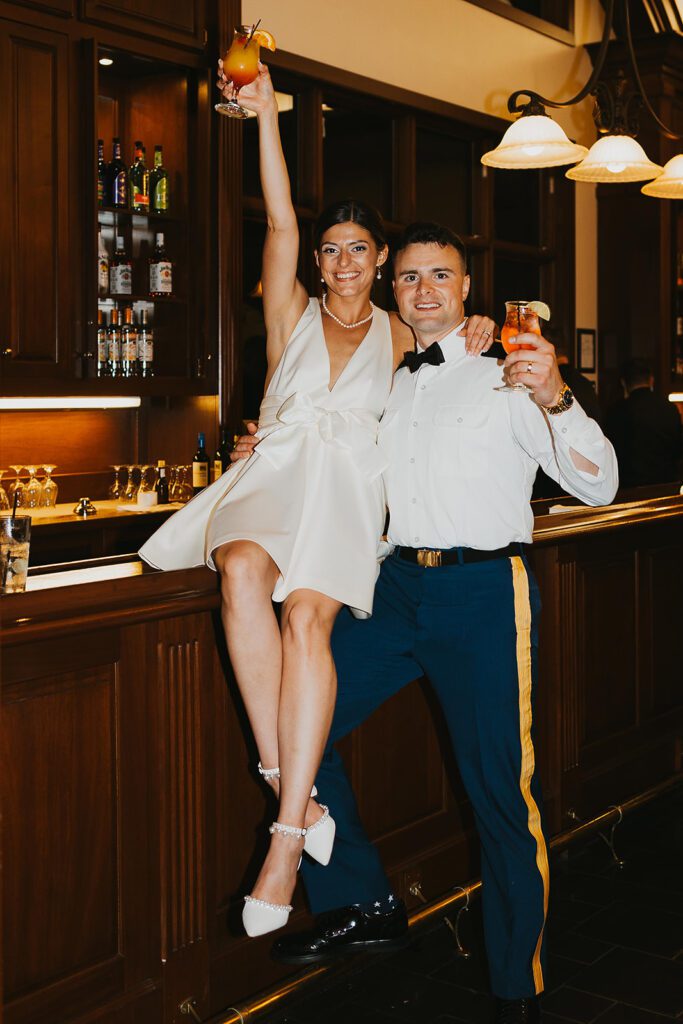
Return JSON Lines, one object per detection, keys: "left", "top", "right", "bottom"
{"left": 300, "top": 550, "right": 549, "bottom": 1001}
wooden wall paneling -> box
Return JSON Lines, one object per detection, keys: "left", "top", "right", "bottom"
{"left": 2, "top": 632, "right": 123, "bottom": 1024}
{"left": 640, "top": 533, "right": 683, "bottom": 721}
{"left": 7, "top": 0, "right": 75, "bottom": 16}
{"left": 0, "top": 18, "right": 71, "bottom": 380}
{"left": 81, "top": 0, "right": 205, "bottom": 51}
{"left": 392, "top": 113, "right": 415, "bottom": 226}
{"left": 155, "top": 613, "right": 210, "bottom": 1023}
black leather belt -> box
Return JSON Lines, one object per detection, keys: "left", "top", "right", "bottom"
{"left": 396, "top": 543, "right": 525, "bottom": 567}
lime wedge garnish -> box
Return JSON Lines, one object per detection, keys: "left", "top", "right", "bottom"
{"left": 528, "top": 301, "right": 551, "bottom": 321}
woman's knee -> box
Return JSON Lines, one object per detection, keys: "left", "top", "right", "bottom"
{"left": 215, "top": 542, "right": 275, "bottom": 602}
{"left": 282, "top": 594, "right": 340, "bottom": 646}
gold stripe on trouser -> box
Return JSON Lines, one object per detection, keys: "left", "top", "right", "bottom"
{"left": 510, "top": 556, "right": 549, "bottom": 995}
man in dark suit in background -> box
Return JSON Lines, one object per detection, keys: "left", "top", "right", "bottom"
{"left": 606, "top": 358, "right": 682, "bottom": 488}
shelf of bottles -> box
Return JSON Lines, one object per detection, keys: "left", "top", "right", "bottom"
{"left": 95, "top": 49, "right": 196, "bottom": 382}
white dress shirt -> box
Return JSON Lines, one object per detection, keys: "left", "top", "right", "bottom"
{"left": 379, "top": 321, "right": 619, "bottom": 550}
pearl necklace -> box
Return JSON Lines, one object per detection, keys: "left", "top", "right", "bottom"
{"left": 322, "top": 293, "right": 374, "bottom": 330}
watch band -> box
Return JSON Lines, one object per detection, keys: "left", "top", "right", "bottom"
{"left": 543, "top": 383, "right": 574, "bottom": 415}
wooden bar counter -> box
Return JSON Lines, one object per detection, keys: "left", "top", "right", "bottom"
{"left": 1, "top": 495, "right": 682, "bottom": 1024}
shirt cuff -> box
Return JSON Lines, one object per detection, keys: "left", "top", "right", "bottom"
{"left": 546, "top": 399, "right": 596, "bottom": 442}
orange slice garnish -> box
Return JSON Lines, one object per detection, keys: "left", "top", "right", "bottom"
{"left": 253, "top": 29, "right": 276, "bottom": 51}
{"left": 528, "top": 300, "right": 551, "bottom": 321}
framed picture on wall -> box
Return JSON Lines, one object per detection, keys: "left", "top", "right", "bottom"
{"left": 576, "top": 328, "right": 596, "bottom": 373}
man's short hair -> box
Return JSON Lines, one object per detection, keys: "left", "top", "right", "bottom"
{"left": 394, "top": 222, "right": 468, "bottom": 273}
{"left": 622, "top": 357, "right": 652, "bottom": 391}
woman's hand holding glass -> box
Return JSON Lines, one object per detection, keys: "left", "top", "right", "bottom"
{"left": 216, "top": 58, "right": 276, "bottom": 119}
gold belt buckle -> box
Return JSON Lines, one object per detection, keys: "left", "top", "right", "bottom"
{"left": 417, "top": 549, "right": 442, "bottom": 567}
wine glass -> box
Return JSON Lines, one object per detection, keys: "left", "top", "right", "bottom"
{"left": 215, "top": 24, "right": 274, "bottom": 119}
{"left": 494, "top": 300, "right": 543, "bottom": 394}
{"left": 0, "top": 471, "right": 10, "bottom": 512}
{"left": 8, "top": 465, "right": 25, "bottom": 509}
{"left": 123, "top": 464, "right": 140, "bottom": 503}
{"left": 40, "top": 465, "right": 59, "bottom": 507}
{"left": 168, "top": 465, "right": 180, "bottom": 502}
{"left": 108, "top": 465, "right": 123, "bottom": 500}
{"left": 137, "top": 464, "right": 154, "bottom": 498}
{"left": 24, "top": 465, "right": 42, "bottom": 509}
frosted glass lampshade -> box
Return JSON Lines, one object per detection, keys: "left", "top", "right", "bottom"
{"left": 566, "top": 134, "right": 662, "bottom": 183}
{"left": 481, "top": 115, "right": 588, "bottom": 169}
{"left": 641, "top": 155, "right": 683, "bottom": 198}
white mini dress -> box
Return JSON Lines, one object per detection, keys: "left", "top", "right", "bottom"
{"left": 139, "top": 298, "right": 394, "bottom": 617}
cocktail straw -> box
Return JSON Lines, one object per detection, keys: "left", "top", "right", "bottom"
{"left": 245, "top": 18, "right": 261, "bottom": 46}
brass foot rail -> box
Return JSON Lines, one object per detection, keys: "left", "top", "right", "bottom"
{"left": 209, "top": 774, "right": 682, "bottom": 1024}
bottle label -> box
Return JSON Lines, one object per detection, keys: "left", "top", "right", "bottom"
{"left": 98, "top": 258, "right": 109, "bottom": 293}
{"left": 98, "top": 335, "right": 108, "bottom": 362}
{"left": 98, "top": 179, "right": 104, "bottom": 206}
{"left": 150, "top": 261, "right": 172, "bottom": 294}
{"left": 154, "top": 178, "right": 168, "bottom": 211}
{"left": 137, "top": 332, "right": 154, "bottom": 362}
{"left": 123, "top": 334, "right": 137, "bottom": 361}
{"left": 677, "top": 316, "right": 683, "bottom": 337}
{"left": 212, "top": 459, "right": 223, "bottom": 483}
{"left": 113, "top": 171, "right": 127, "bottom": 207}
{"left": 133, "top": 191, "right": 149, "bottom": 210}
{"left": 108, "top": 337, "right": 121, "bottom": 361}
{"left": 192, "top": 462, "right": 208, "bottom": 488}
{"left": 110, "top": 263, "right": 132, "bottom": 294}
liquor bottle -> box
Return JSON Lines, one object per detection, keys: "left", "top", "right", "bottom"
{"left": 97, "top": 308, "right": 108, "bottom": 377}
{"left": 98, "top": 231, "right": 109, "bottom": 298}
{"left": 155, "top": 460, "right": 169, "bottom": 504}
{"left": 137, "top": 308, "right": 154, "bottom": 378}
{"left": 149, "top": 233, "right": 173, "bottom": 296}
{"left": 110, "top": 235, "right": 132, "bottom": 295}
{"left": 192, "top": 432, "right": 209, "bottom": 494}
{"left": 129, "top": 141, "right": 150, "bottom": 213}
{"left": 107, "top": 307, "right": 122, "bottom": 377}
{"left": 109, "top": 136, "right": 128, "bottom": 208}
{"left": 97, "top": 138, "right": 107, "bottom": 208}
{"left": 150, "top": 144, "right": 169, "bottom": 213}
{"left": 121, "top": 307, "right": 138, "bottom": 377}
{"left": 212, "top": 426, "right": 233, "bottom": 482}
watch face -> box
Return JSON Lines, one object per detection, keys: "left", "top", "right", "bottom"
{"left": 563, "top": 388, "right": 574, "bottom": 409}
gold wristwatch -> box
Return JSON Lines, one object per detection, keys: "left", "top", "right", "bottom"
{"left": 542, "top": 383, "right": 574, "bottom": 415}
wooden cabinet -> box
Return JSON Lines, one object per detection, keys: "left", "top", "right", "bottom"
{"left": 82, "top": 0, "right": 205, "bottom": 51}
{"left": 0, "top": 18, "right": 72, "bottom": 380}
{"left": 7, "top": 0, "right": 76, "bottom": 15}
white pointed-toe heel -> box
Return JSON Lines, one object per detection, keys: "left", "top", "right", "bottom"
{"left": 257, "top": 763, "right": 335, "bottom": 865}
{"left": 242, "top": 820, "right": 304, "bottom": 938}
{"left": 302, "top": 803, "right": 336, "bottom": 866}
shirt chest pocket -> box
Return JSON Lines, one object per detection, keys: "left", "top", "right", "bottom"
{"left": 431, "top": 403, "right": 490, "bottom": 479}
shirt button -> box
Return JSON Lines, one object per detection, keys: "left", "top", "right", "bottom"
{"left": 409, "top": 457, "right": 415, "bottom": 463}
{"left": 412, "top": 421, "right": 418, "bottom": 427}
{"left": 562, "top": 427, "right": 567, "bottom": 434}
{"left": 457, "top": 417, "right": 463, "bottom": 423}
{"left": 419, "top": 385, "right": 426, "bottom": 390}
{"left": 411, "top": 498, "right": 417, "bottom": 504}
{"left": 414, "top": 536, "right": 419, "bottom": 542}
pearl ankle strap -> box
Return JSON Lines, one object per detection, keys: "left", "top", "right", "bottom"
{"left": 269, "top": 820, "right": 307, "bottom": 839}
{"left": 258, "top": 762, "right": 280, "bottom": 781}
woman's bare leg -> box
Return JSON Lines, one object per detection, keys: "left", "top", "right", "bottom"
{"left": 250, "top": 589, "right": 342, "bottom": 906}
{"left": 214, "top": 540, "right": 282, "bottom": 770}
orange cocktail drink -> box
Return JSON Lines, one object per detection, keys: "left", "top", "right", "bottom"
{"left": 501, "top": 301, "right": 541, "bottom": 353}
{"left": 215, "top": 24, "right": 276, "bottom": 119}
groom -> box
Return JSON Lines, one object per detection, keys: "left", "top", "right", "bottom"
{"left": 270, "top": 223, "right": 618, "bottom": 1023}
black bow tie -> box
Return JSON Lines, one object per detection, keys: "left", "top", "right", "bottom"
{"left": 399, "top": 343, "right": 445, "bottom": 373}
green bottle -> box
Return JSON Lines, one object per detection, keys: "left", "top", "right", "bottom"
{"left": 129, "top": 141, "right": 149, "bottom": 212}
{"left": 151, "top": 145, "right": 169, "bottom": 213}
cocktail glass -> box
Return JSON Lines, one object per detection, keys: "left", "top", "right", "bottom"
{"left": 8, "top": 466, "right": 25, "bottom": 509}
{"left": 0, "top": 515, "right": 31, "bottom": 593}
{"left": 123, "top": 464, "right": 140, "bottom": 503}
{"left": 24, "top": 466, "right": 42, "bottom": 509}
{"left": 40, "top": 465, "right": 59, "bottom": 507}
{"left": 215, "top": 25, "right": 265, "bottom": 119}
{"left": 494, "top": 301, "right": 542, "bottom": 394}
{"left": 108, "top": 465, "right": 123, "bottom": 500}
{"left": 0, "top": 471, "right": 10, "bottom": 512}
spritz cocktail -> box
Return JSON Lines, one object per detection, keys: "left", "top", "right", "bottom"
{"left": 495, "top": 300, "right": 548, "bottom": 394}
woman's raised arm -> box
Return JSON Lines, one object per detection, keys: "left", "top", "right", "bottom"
{"left": 217, "top": 61, "right": 308, "bottom": 357}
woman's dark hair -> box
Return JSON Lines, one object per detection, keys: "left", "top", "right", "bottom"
{"left": 394, "top": 221, "right": 467, "bottom": 272}
{"left": 314, "top": 199, "right": 387, "bottom": 251}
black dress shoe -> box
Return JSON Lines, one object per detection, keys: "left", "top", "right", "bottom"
{"left": 494, "top": 996, "right": 540, "bottom": 1023}
{"left": 271, "top": 902, "right": 409, "bottom": 965}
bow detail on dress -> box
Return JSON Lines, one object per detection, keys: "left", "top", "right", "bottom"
{"left": 255, "top": 392, "right": 387, "bottom": 481}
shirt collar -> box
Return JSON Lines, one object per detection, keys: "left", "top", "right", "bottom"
{"left": 416, "top": 318, "right": 467, "bottom": 363}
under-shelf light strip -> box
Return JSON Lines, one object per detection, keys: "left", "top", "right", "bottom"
{"left": 0, "top": 397, "right": 142, "bottom": 410}
{"left": 669, "top": 393, "right": 683, "bottom": 403}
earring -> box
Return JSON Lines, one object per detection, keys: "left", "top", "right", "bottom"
{"left": 376, "top": 266, "right": 382, "bottom": 280}
{"left": 321, "top": 277, "right": 325, "bottom": 283}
